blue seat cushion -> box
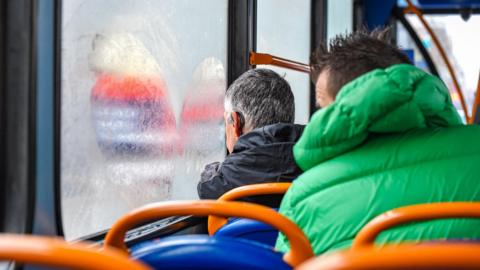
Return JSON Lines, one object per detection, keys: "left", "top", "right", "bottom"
{"left": 130, "top": 235, "right": 291, "bottom": 270}
{"left": 214, "top": 217, "right": 279, "bottom": 247}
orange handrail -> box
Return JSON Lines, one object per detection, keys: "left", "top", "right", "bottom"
{"left": 0, "top": 234, "right": 151, "bottom": 270}
{"left": 208, "top": 183, "right": 291, "bottom": 234}
{"left": 296, "top": 244, "right": 480, "bottom": 270}
{"left": 468, "top": 73, "right": 480, "bottom": 124}
{"left": 104, "top": 200, "right": 313, "bottom": 267}
{"left": 250, "top": 52, "right": 311, "bottom": 73}
{"left": 404, "top": 0, "right": 470, "bottom": 122}
{"left": 352, "top": 202, "right": 480, "bottom": 249}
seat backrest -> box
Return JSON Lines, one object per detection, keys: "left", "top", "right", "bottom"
{"left": 130, "top": 235, "right": 290, "bottom": 270}
{"left": 353, "top": 202, "right": 480, "bottom": 249}
{"left": 208, "top": 183, "right": 290, "bottom": 247}
{"left": 104, "top": 200, "right": 313, "bottom": 267}
{"left": 300, "top": 203, "right": 480, "bottom": 269}
{"left": 296, "top": 243, "right": 480, "bottom": 270}
{"left": 0, "top": 234, "right": 150, "bottom": 270}
{"left": 214, "top": 217, "right": 279, "bottom": 247}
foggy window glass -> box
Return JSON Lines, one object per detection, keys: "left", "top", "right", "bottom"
{"left": 257, "top": 0, "right": 311, "bottom": 124}
{"left": 397, "top": 15, "right": 480, "bottom": 122}
{"left": 61, "top": 0, "right": 227, "bottom": 240}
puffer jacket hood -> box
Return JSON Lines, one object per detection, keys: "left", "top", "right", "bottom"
{"left": 294, "top": 64, "right": 462, "bottom": 171}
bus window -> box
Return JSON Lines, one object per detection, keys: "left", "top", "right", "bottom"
{"left": 256, "top": 0, "right": 311, "bottom": 124}
{"left": 397, "top": 14, "right": 480, "bottom": 122}
{"left": 327, "top": 0, "right": 353, "bottom": 42}
{"left": 61, "top": 0, "right": 227, "bottom": 240}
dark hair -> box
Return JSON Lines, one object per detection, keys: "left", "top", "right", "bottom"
{"left": 310, "top": 28, "right": 412, "bottom": 98}
{"left": 225, "top": 68, "right": 294, "bottom": 130}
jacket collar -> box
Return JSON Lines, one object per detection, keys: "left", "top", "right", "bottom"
{"left": 232, "top": 123, "right": 305, "bottom": 153}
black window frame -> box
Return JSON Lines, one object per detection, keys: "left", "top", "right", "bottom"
{"left": 310, "top": 0, "right": 328, "bottom": 116}
{"left": 391, "top": 6, "right": 440, "bottom": 77}
{"left": 228, "top": 0, "right": 257, "bottom": 85}
{"left": 0, "top": 0, "right": 37, "bottom": 236}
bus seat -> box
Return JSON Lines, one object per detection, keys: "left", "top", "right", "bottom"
{"left": 353, "top": 202, "right": 480, "bottom": 249}
{"left": 104, "top": 200, "right": 313, "bottom": 269}
{"left": 402, "top": 49, "right": 414, "bottom": 62}
{"left": 208, "top": 183, "right": 290, "bottom": 247}
{"left": 296, "top": 243, "right": 480, "bottom": 269}
{"left": 214, "top": 216, "right": 278, "bottom": 247}
{"left": 297, "top": 202, "right": 480, "bottom": 269}
{"left": 130, "top": 235, "right": 289, "bottom": 270}
{"left": 0, "top": 234, "right": 150, "bottom": 270}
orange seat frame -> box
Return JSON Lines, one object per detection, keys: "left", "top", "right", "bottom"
{"left": 296, "top": 243, "right": 480, "bottom": 270}
{"left": 104, "top": 200, "right": 312, "bottom": 267}
{"left": 353, "top": 202, "right": 480, "bottom": 249}
{"left": 0, "top": 234, "right": 150, "bottom": 270}
{"left": 297, "top": 202, "right": 480, "bottom": 269}
{"left": 207, "top": 182, "right": 291, "bottom": 235}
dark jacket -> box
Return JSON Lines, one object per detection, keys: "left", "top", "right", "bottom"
{"left": 197, "top": 123, "right": 304, "bottom": 207}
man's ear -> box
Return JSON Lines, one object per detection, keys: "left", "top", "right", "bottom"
{"left": 231, "top": 111, "right": 243, "bottom": 138}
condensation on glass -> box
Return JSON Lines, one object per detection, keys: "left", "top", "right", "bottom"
{"left": 61, "top": 0, "right": 227, "bottom": 240}
{"left": 256, "top": 0, "right": 311, "bottom": 124}
{"left": 397, "top": 14, "right": 480, "bottom": 122}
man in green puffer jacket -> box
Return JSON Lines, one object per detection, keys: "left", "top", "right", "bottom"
{"left": 276, "top": 29, "right": 480, "bottom": 255}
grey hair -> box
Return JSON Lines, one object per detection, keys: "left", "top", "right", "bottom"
{"left": 224, "top": 68, "right": 295, "bottom": 130}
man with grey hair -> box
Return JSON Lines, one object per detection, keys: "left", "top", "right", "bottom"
{"left": 197, "top": 68, "right": 304, "bottom": 207}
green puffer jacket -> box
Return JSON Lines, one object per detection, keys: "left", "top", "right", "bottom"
{"left": 276, "top": 64, "right": 480, "bottom": 255}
